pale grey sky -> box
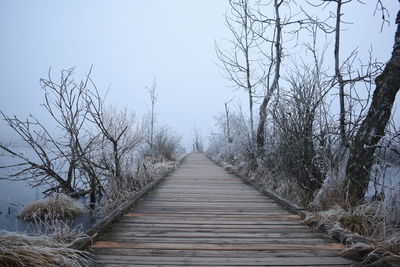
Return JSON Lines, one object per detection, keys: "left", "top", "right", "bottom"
{"left": 0, "top": 0, "right": 399, "bottom": 149}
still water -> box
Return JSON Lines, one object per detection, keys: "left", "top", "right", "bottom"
{"left": 0, "top": 179, "right": 41, "bottom": 232}
{"left": 0, "top": 179, "right": 97, "bottom": 232}
{"left": 0, "top": 145, "right": 96, "bottom": 232}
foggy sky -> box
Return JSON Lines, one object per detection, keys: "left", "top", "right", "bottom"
{"left": 0, "top": 0, "right": 399, "bottom": 149}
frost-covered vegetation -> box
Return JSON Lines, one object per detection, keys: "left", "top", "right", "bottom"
{"left": 97, "top": 160, "right": 179, "bottom": 216}
{"left": 0, "top": 231, "right": 91, "bottom": 267}
{"left": 0, "top": 68, "right": 183, "bottom": 211}
{"left": 19, "top": 194, "right": 88, "bottom": 221}
{"left": 0, "top": 68, "right": 184, "bottom": 265}
{"left": 210, "top": 0, "right": 400, "bottom": 265}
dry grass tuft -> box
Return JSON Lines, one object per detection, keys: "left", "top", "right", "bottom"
{"left": 304, "top": 202, "right": 386, "bottom": 238}
{"left": 0, "top": 231, "right": 91, "bottom": 267}
{"left": 27, "top": 215, "right": 86, "bottom": 244}
{"left": 304, "top": 195, "right": 400, "bottom": 266}
{"left": 303, "top": 205, "right": 346, "bottom": 226}
{"left": 19, "top": 194, "right": 88, "bottom": 221}
{"left": 342, "top": 233, "right": 400, "bottom": 266}
{"left": 255, "top": 170, "right": 313, "bottom": 207}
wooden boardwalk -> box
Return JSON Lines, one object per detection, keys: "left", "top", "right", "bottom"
{"left": 92, "top": 153, "right": 352, "bottom": 266}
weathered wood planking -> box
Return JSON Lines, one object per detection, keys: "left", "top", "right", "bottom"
{"left": 92, "top": 153, "right": 352, "bottom": 266}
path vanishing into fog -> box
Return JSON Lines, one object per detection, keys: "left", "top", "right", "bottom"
{"left": 91, "top": 153, "right": 352, "bottom": 266}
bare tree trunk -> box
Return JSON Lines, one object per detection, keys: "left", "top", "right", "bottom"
{"left": 147, "top": 78, "right": 158, "bottom": 154}
{"left": 256, "top": 0, "right": 282, "bottom": 151}
{"left": 225, "top": 101, "right": 233, "bottom": 143}
{"left": 244, "top": 0, "right": 254, "bottom": 138}
{"left": 89, "top": 174, "right": 97, "bottom": 209}
{"left": 334, "top": 0, "right": 347, "bottom": 145}
{"left": 150, "top": 101, "right": 155, "bottom": 150}
{"left": 248, "top": 89, "right": 254, "bottom": 138}
{"left": 192, "top": 126, "right": 204, "bottom": 152}
{"left": 345, "top": 11, "right": 400, "bottom": 206}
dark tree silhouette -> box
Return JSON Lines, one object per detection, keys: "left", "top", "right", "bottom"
{"left": 345, "top": 11, "right": 400, "bottom": 206}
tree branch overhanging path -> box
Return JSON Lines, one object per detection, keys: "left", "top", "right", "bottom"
{"left": 91, "top": 153, "right": 353, "bottom": 266}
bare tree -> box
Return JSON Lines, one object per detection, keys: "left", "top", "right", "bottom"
{"left": 216, "top": 0, "right": 265, "bottom": 138}
{"left": 214, "top": 100, "right": 234, "bottom": 144}
{"left": 255, "top": 0, "right": 284, "bottom": 152}
{"left": 269, "top": 29, "right": 332, "bottom": 197}
{"left": 345, "top": 11, "right": 400, "bottom": 206}
{"left": 308, "top": 0, "right": 383, "bottom": 145}
{"left": 0, "top": 113, "right": 76, "bottom": 194}
{"left": 86, "top": 88, "right": 143, "bottom": 181}
{"left": 192, "top": 126, "right": 204, "bottom": 152}
{"left": 255, "top": 0, "right": 317, "bottom": 152}
{"left": 152, "top": 127, "right": 182, "bottom": 161}
{"left": 0, "top": 68, "right": 98, "bottom": 200}
{"left": 146, "top": 77, "right": 158, "bottom": 154}
{"left": 225, "top": 100, "right": 233, "bottom": 143}
{"left": 333, "top": 0, "right": 348, "bottom": 145}
{"left": 305, "top": 0, "right": 349, "bottom": 145}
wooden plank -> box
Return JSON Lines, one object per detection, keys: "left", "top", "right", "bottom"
{"left": 121, "top": 219, "right": 303, "bottom": 223}
{"left": 110, "top": 226, "right": 314, "bottom": 234}
{"left": 141, "top": 201, "right": 278, "bottom": 204}
{"left": 133, "top": 208, "right": 289, "bottom": 213}
{"left": 123, "top": 211, "right": 295, "bottom": 216}
{"left": 92, "top": 241, "right": 345, "bottom": 250}
{"left": 93, "top": 255, "right": 353, "bottom": 265}
{"left": 103, "top": 238, "right": 336, "bottom": 245}
{"left": 92, "top": 248, "right": 343, "bottom": 257}
{"left": 115, "top": 223, "right": 305, "bottom": 228}
{"left": 96, "top": 265, "right": 351, "bottom": 267}
{"left": 124, "top": 213, "right": 301, "bottom": 219}
{"left": 104, "top": 232, "right": 326, "bottom": 238}
{"left": 111, "top": 226, "right": 314, "bottom": 233}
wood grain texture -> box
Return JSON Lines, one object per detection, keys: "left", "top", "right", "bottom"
{"left": 92, "top": 153, "right": 352, "bottom": 266}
